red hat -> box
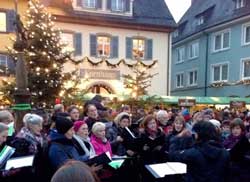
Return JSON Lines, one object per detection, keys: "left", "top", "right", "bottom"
{"left": 73, "top": 120, "right": 86, "bottom": 132}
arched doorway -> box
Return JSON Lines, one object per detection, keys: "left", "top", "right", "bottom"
{"left": 87, "top": 82, "right": 115, "bottom": 95}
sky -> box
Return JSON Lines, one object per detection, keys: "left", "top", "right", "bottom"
{"left": 165, "top": 0, "right": 191, "bottom": 23}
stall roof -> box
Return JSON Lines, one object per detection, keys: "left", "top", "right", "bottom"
{"left": 141, "top": 96, "right": 250, "bottom": 104}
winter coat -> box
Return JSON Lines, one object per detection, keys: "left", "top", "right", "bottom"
{"left": 90, "top": 134, "right": 112, "bottom": 156}
{"left": 48, "top": 131, "right": 85, "bottom": 170}
{"left": 139, "top": 129, "right": 166, "bottom": 164}
{"left": 72, "top": 134, "right": 96, "bottom": 160}
{"left": 10, "top": 127, "right": 46, "bottom": 182}
{"left": 223, "top": 134, "right": 250, "bottom": 163}
{"left": 169, "top": 140, "right": 230, "bottom": 182}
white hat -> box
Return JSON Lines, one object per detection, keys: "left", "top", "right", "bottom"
{"left": 209, "top": 119, "right": 221, "bottom": 129}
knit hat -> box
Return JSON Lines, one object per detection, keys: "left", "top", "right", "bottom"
{"left": 182, "top": 109, "right": 191, "bottom": 122}
{"left": 73, "top": 120, "right": 86, "bottom": 132}
{"left": 56, "top": 116, "right": 73, "bottom": 134}
{"left": 120, "top": 114, "right": 130, "bottom": 122}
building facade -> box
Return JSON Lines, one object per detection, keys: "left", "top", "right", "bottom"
{"left": 0, "top": 0, "right": 176, "bottom": 97}
{"left": 171, "top": 0, "right": 250, "bottom": 97}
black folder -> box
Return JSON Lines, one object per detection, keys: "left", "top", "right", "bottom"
{"left": 86, "top": 152, "right": 112, "bottom": 166}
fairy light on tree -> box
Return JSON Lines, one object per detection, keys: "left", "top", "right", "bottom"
{"left": 123, "top": 60, "right": 158, "bottom": 100}
{"left": 3, "top": 0, "right": 80, "bottom": 106}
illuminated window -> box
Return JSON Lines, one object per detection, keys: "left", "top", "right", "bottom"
{"left": 0, "top": 12, "right": 7, "bottom": 32}
{"left": 84, "top": 0, "right": 96, "bottom": 8}
{"left": 60, "top": 32, "right": 74, "bottom": 53}
{"left": 111, "top": 0, "right": 124, "bottom": 11}
{"left": 97, "top": 36, "right": 111, "bottom": 57}
{"left": 132, "top": 39, "right": 145, "bottom": 59}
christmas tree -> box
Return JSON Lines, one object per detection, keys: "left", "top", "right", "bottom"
{"left": 3, "top": 0, "right": 80, "bottom": 107}
{"left": 123, "top": 61, "right": 158, "bottom": 99}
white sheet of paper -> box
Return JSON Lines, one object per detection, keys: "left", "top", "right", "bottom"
{"left": 166, "top": 162, "right": 187, "bottom": 174}
{"left": 5, "top": 155, "right": 34, "bottom": 170}
{"left": 147, "top": 162, "right": 187, "bottom": 178}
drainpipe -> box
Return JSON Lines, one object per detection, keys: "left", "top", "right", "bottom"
{"left": 204, "top": 32, "right": 209, "bottom": 96}
{"left": 167, "top": 33, "right": 171, "bottom": 96}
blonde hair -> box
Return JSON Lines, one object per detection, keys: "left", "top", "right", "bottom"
{"left": 91, "top": 122, "right": 106, "bottom": 135}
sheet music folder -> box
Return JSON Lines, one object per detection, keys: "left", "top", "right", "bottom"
{"left": 145, "top": 162, "right": 187, "bottom": 178}
{"left": 5, "top": 155, "right": 35, "bottom": 170}
{"left": 86, "top": 152, "right": 112, "bottom": 166}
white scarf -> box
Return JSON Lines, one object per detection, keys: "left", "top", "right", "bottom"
{"left": 73, "top": 135, "right": 96, "bottom": 158}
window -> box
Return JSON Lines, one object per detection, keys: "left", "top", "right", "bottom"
{"left": 0, "top": 12, "right": 7, "bottom": 32}
{"left": 60, "top": 33, "right": 74, "bottom": 53}
{"left": 197, "top": 16, "right": 204, "bottom": 26}
{"left": 84, "top": 0, "right": 96, "bottom": 8}
{"left": 132, "top": 39, "right": 145, "bottom": 59}
{"left": 176, "top": 73, "right": 184, "bottom": 88}
{"left": 188, "top": 70, "right": 198, "bottom": 86}
{"left": 97, "top": 36, "right": 111, "bottom": 57}
{"left": 188, "top": 41, "right": 199, "bottom": 59}
{"left": 213, "top": 30, "right": 230, "bottom": 52}
{"left": 236, "top": 0, "right": 245, "bottom": 9}
{"left": 111, "top": 0, "right": 124, "bottom": 11}
{"left": 242, "top": 58, "right": 250, "bottom": 79}
{"left": 0, "top": 54, "right": 7, "bottom": 74}
{"left": 212, "top": 63, "right": 228, "bottom": 82}
{"left": 176, "top": 47, "right": 185, "bottom": 63}
{"left": 242, "top": 23, "right": 250, "bottom": 45}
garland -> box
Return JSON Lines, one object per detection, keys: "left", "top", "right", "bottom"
{"left": 72, "top": 57, "right": 158, "bottom": 69}
{"left": 12, "top": 103, "right": 31, "bottom": 110}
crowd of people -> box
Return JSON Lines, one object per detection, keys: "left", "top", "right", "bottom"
{"left": 0, "top": 95, "right": 250, "bottom": 182}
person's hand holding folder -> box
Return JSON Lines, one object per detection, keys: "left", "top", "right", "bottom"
{"left": 90, "top": 163, "right": 103, "bottom": 172}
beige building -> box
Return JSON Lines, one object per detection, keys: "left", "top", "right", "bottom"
{"left": 0, "top": 0, "right": 176, "bottom": 97}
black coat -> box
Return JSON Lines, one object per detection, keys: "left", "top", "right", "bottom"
{"left": 169, "top": 140, "right": 230, "bottom": 182}
{"left": 139, "top": 129, "right": 166, "bottom": 164}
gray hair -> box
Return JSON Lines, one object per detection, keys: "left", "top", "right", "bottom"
{"left": 0, "top": 110, "right": 13, "bottom": 124}
{"left": 54, "top": 104, "right": 64, "bottom": 113}
{"left": 156, "top": 110, "right": 168, "bottom": 120}
{"left": 91, "top": 122, "right": 105, "bottom": 135}
{"left": 23, "top": 113, "right": 43, "bottom": 127}
{"left": 0, "top": 123, "right": 8, "bottom": 133}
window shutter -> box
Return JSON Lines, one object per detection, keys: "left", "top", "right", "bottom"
{"left": 111, "top": 36, "right": 119, "bottom": 58}
{"left": 126, "top": 37, "right": 132, "bottom": 59}
{"left": 6, "top": 10, "right": 16, "bottom": 33}
{"left": 7, "top": 55, "right": 15, "bottom": 74}
{"left": 76, "top": 0, "right": 82, "bottom": 7}
{"left": 90, "top": 34, "right": 97, "bottom": 57}
{"left": 146, "top": 39, "right": 153, "bottom": 60}
{"left": 125, "top": 0, "right": 130, "bottom": 12}
{"left": 107, "top": 0, "right": 111, "bottom": 10}
{"left": 96, "top": 0, "right": 102, "bottom": 9}
{"left": 74, "top": 33, "right": 82, "bottom": 56}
